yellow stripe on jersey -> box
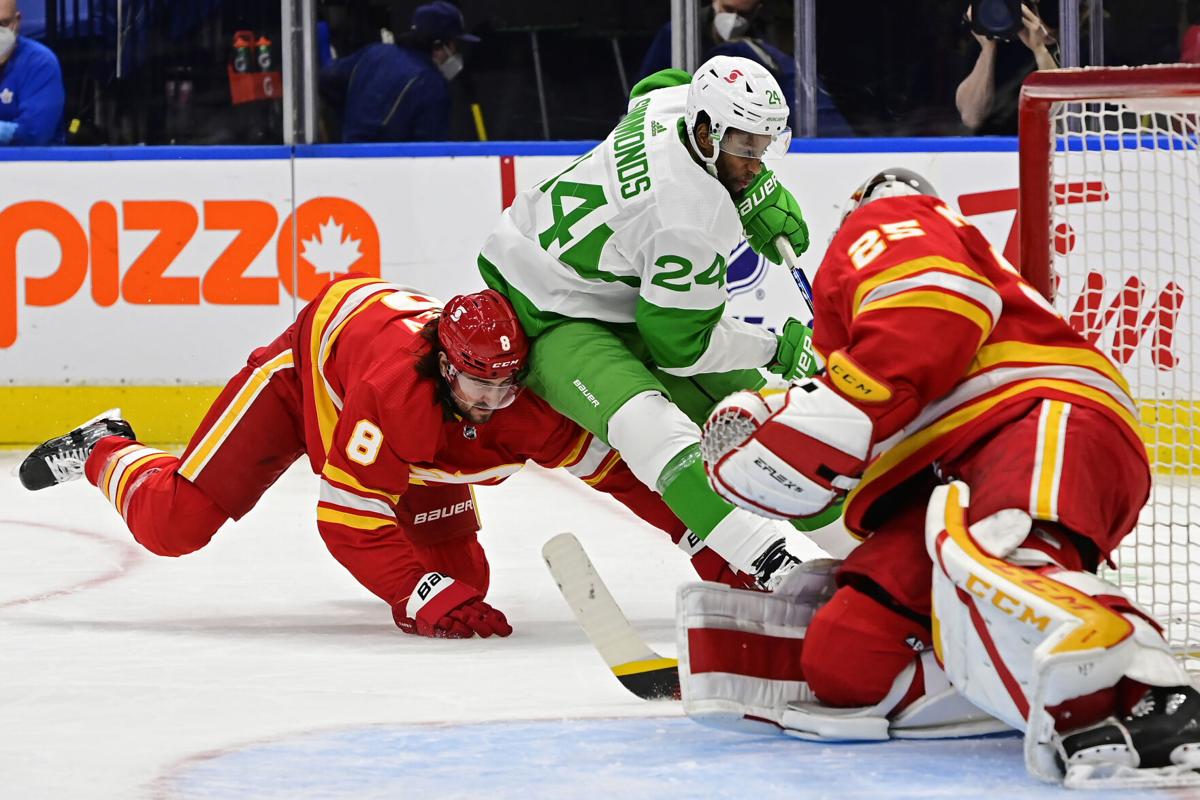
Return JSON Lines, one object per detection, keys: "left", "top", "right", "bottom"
{"left": 178, "top": 350, "right": 294, "bottom": 482}
{"left": 550, "top": 430, "right": 591, "bottom": 470}
{"left": 849, "top": 378, "right": 1141, "bottom": 519}
{"left": 316, "top": 505, "right": 396, "bottom": 531}
{"left": 113, "top": 452, "right": 174, "bottom": 513}
{"left": 968, "top": 341, "right": 1133, "bottom": 398}
{"left": 307, "top": 277, "right": 393, "bottom": 455}
{"left": 408, "top": 463, "right": 525, "bottom": 484}
{"left": 851, "top": 256, "right": 995, "bottom": 316}
{"left": 321, "top": 462, "right": 402, "bottom": 504}
{"left": 857, "top": 290, "right": 995, "bottom": 348}
{"left": 1032, "top": 400, "right": 1070, "bottom": 521}
{"left": 583, "top": 450, "right": 623, "bottom": 486}
{"left": 99, "top": 443, "right": 143, "bottom": 501}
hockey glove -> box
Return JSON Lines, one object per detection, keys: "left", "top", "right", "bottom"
{"left": 770, "top": 319, "right": 818, "bottom": 381}
{"left": 393, "top": 571, "right": 513, "bottom": 639}
{"left": 702, "top": 381, "right": 870, "bottom": 519}
{"left": 737, "top": 169, "right": 810, "bottom": 265}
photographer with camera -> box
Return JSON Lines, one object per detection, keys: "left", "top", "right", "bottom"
{"left": 955, "top": 0, "right": 1058, "bottom": 134}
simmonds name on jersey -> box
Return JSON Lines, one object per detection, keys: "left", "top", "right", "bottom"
{"left": 480, "top": 84, "right": 745, "bottom": 328}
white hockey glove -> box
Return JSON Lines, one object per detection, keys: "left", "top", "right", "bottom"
{"left": 701, "top": 380, "right": 873, "bottom": 519}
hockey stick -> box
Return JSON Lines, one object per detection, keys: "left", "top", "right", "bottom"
{"left": 541, "top": 532, "right": 680, "bottom": 700}
{"left": 776, "top": 237, "right": 815, "bottom": 318}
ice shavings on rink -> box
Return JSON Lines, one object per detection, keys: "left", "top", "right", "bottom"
{"left": 160, "top": 718, "right": 1166, "bottom": 800}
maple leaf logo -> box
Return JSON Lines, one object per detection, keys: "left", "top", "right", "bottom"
{"left": 300, "top": 216, "right": 363, "bottom": 277}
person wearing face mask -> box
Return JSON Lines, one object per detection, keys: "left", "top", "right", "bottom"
{"left": 0, "top": 0, "right": 65, "bottom": 146}
{"left": 636, "top": 1, "right": 852, "bottom": 137}
{"left": 318, "top": 1, "right": 474, "bottom": 143}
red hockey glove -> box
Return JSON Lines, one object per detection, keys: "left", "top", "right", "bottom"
{"left": 393, "top": 571, "right": 513, "bottom": 639}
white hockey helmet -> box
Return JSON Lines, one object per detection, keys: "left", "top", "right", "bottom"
{"left": 685, "top": 55, "right": 791, "bottom": 174}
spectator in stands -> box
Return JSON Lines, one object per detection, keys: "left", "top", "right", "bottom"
{"left": 1182, "top": 24, "right": 1200, "bottom": 64}
{"left": 636, "top": 0, "right": 853, "bottom": 136}
{"left": 0, "top": 0, "right": 64, "bottom": 145}
{"left": 319, "top": 1, "right": 477, "bottom": 143}
{"left": 955, "top": 1, "right": 1058, "bottom": 134}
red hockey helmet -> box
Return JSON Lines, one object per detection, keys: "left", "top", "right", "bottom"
{"left": 437, "top": 289, "right": 529, "bottom": 380}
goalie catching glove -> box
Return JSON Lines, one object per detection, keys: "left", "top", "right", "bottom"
{"left": 701, "top": 380, "right": 872, "bottom": 519}
{"left": 393, "top": 571, "right": 513, "bottom": 639}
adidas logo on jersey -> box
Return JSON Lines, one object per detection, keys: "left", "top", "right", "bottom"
{"left": 651, "top": 120, "right": 667, "bottom": 136}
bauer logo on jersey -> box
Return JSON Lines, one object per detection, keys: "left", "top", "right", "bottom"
{"left": 413, "top": 499, "right": 475, "bottom": 524}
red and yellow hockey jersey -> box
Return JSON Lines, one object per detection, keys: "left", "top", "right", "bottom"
{"left": 811, "top": 195, "right": 1145, "bottom": 536}
{"left": 289, "top": 277, "right": 682, "bottom": 601}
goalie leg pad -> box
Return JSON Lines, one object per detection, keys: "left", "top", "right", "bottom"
{"left": 925, "top": 481, "right": 1191, "bottom": 783}
{"left": 782, "top": 650, "right": 1009, "bottom": 741}
{"left": 677, "top": 562, "right": 838, "bottom": 734}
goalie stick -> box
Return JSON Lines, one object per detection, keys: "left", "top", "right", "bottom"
{"left": 541, "top": 532, "right": 680, "bottom": 700}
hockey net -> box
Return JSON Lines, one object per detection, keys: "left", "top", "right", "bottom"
{"left": 1019, "top": 65, "right": 1200, "bottom": 671}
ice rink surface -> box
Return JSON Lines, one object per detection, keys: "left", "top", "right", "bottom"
{"left": 0, "top": 453, "right": 1185, "bottom": 799}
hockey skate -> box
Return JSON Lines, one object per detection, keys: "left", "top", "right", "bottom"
{"left": 1056, "top": 684, "right": 1200, "bottom": 788}
{"left": 18, "top": 409, "right": 135, "bottom": 491}
{"left": 749, "top": 537, "right": 801, "bottom": 592}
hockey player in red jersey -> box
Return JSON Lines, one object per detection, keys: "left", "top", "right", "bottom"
{"left": 20, "top": 276, "right": 731, "bottom": 639}
{"left": 695, "top": 169, "right": 1200, "bottom": 787}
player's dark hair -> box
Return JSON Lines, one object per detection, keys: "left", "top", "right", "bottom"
{"left": 415, "top": 315, "right": 461, "bottom": 421}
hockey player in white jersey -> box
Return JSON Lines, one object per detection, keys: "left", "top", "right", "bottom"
{"left": 478, "top": 57, "right": 830, "bottom": 590}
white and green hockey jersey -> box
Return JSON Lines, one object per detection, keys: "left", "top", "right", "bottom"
{"left": 478, "top": 84, "right": 776, "bottom": 377}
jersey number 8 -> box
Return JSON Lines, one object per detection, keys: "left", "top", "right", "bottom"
{"left": 346, "top": 419, "right": 384, "bottom": 466}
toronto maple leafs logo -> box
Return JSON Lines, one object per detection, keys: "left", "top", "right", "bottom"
{"left": 300, "top": 216, "right": 364, "bottom": 278}
{"left": 0, "top": 89, "right": 12, "bottom": 105}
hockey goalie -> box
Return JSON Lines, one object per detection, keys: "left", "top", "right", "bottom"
{"left": 684, "top": 167, "right": 1200, "bottom": 789}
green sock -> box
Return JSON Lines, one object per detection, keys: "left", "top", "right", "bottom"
{"left": 657, "top": 444, "right": 736, "bottom": 538}
{"left": 789, "top": 499, "right": 844, "bottom": 532}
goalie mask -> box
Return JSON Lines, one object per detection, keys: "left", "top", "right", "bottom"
{"left": 438, "top": 289, "right": 528, "bottom": 411}
{"left": 685, "top": 55, "right": 791, "bottom": 176}
{"left": 841, "top": 167, "right": 939, "bottom": 222}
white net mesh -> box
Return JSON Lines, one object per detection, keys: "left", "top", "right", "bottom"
{"left": 699, "top": 406, "right": 760, "bottom": 468}
{"left": 1045, "top": 79, "right": 1200, "bottom": 670}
